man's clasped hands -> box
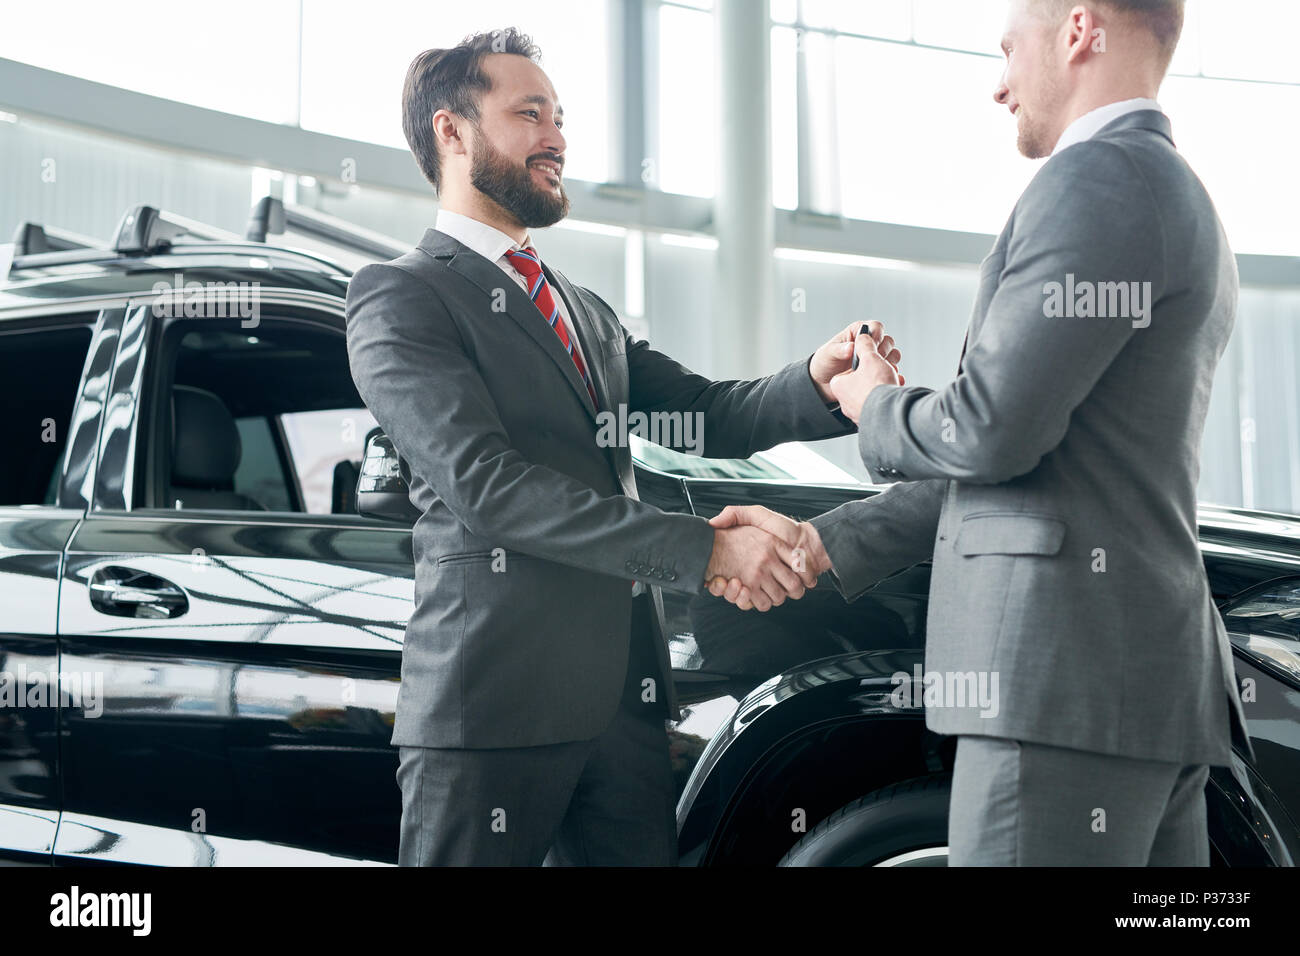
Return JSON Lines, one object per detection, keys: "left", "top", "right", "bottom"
{"left": 702, "top": 320, "right": 903, "bottom": 611}
{"left": 703, "top": 504, "right": 832, "bottom": 611}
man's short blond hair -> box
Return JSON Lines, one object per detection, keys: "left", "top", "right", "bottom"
{"left": 1036, "top": 0, "right": 1186, "bottom": 74}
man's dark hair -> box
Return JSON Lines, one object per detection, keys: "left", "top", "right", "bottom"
{"left": 401, "top": 28, "right": 542, "bottom": 193}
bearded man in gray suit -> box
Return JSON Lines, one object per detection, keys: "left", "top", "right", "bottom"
{"left": 345, "top": 28, "right": 906, "bottom": 866}
{"left": 710, "top": 0, "right": 1252, "bottom": 865}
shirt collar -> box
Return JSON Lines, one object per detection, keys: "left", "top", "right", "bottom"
{"left": 434, "top": 208, "right": 533, "bottom": 262}
{"left": 1051, "top": 97, "right": 1163, "bottom": 156}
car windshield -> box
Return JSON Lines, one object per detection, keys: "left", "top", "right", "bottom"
{"left": 629, "top": 434, "right": 864, "bottom": 484}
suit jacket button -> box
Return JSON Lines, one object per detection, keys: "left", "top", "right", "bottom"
{"left": 666, "top": 571, "right": 677, "bottom": 581}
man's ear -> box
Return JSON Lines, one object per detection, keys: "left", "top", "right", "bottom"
{"left": 1064, "top": 4, "right": 1100, "bottom": 64}
{"left": 433, "top": 109, "right": 469, "bottom": 157}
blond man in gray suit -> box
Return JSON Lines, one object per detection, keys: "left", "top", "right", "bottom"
{"left": 710, "top": 0, "right": 1252, "bottom": 865}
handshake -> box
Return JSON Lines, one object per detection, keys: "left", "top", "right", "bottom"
{"left": 703, "top": 505, "right": 833, "bottom": 611}
{"left": 697, "top": 319, "right": 905, "bottom": 612}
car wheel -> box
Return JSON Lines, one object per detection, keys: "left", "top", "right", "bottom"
{"left": 778, "top": 773, "right": 951, "bottom": 866}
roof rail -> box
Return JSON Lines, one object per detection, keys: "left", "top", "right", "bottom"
{"left": 5, "top": 201, "right": 354, "bottom": 282}
{"left": 11, "top": 222, "right": 104, "bottom": 256}
{"left": 246, "top": 196, "right": 286, "bottom": 243}
{"left": 247, "top": 196, "right": 406, "bottom": 261}
{"left": 112, "top": 204, "right": 240, "bottom": 255}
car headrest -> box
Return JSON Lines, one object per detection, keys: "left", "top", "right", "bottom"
{"left": 171, "top": 385, "right": 241, "bottom": 486}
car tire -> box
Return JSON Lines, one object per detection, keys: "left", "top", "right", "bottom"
{"left": 778, "top": 773, "right": 952, "bottom": 866}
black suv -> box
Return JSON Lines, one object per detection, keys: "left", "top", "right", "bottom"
{"left": 1, "top": 200, "right": 1297, "bottom": 866}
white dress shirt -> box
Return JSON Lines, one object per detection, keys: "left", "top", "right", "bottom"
{"left": 434, "top": 209, "right": 591, "bottom": 372}
{"left": 1051, "top": 97, "right": 1163, "bottom": 156}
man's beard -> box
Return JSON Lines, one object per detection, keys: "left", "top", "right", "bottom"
{"left": 1016, "top": 106, "right": 1056, "bottom": 159}
{"left": 469, "top": 132, "right": 570, "bottom": 229}
{"left": 1016, "top": 55, "right": 1066, "bottom": 159}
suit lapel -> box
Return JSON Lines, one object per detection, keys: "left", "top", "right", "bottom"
{"left": 546, "top": 266, "right": 628, "bottom": 481}
{"left": 438, "top": 236, "right": 599, "bottom": 423}
{"left": 958, "top": 220, "right": 1014, "bottom": 375}
{"left": 545, "top": 265, "right": 610, "bottom": 412}
{"left": 419, "top": 227, "right": 625, "bottom": 486}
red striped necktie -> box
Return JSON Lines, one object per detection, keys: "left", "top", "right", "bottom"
{"left": 505, "top": 246, "right": 598, "bottom": 410}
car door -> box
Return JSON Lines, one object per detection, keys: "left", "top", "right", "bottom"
{"left": 1221, "top": 576, "right": 1300, "bottom": 828}
{"left": 0, "top": 309, "right": 108, "bottom": 864}
{"left": 55, "top": 291, "right": 411, "bottom": 865}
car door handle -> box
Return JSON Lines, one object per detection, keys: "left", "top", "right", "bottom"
{"left": 89, "top": 566, "right": 189, "bottom": 619}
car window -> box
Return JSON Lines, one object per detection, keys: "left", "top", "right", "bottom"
{"left": 233, "top": 416, "right": 295, "bottom": 512}
{"left": 158, "top": 319, "right": 370, "bottom": 515}
{"left": 280, "top": 408, "right": 377, "bottom": 515}
{"left": 0, "top": 323, "right": 93, "bottom": 506}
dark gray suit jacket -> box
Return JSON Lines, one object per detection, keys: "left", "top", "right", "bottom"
{"left": 809, "top": 111, "right": 1253, "bottom": 767}
{"left": 346, "top": 227, "right": 854, "bottom": 748}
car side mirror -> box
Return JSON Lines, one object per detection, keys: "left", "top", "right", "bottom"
{"left": 356, "top": 428, "right": 420, "bottom": 524}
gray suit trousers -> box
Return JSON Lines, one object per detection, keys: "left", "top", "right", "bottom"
{"left": 949, "top": 735, "right": 1210, "bottom": 866}
{"left": 395, "top": 596, "right": 676, "bottom": 866}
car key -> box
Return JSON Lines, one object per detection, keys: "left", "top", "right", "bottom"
{"left": 851, "top": 323, "right": 871, "bottom": 370}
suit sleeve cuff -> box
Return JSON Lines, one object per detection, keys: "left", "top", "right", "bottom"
{"left": 670, "top": 516, "right": 717, "bottom": 596}
{"left": 804, "top": 354, "right": 856, "bottom": 430}
{"left": 855, "top": 384, "right": 907, "bottom": 481}
{"left": 808, "top": 509, "right": 873, "bottom": 602}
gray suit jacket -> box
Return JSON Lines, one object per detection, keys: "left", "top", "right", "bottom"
{"left": 346, "top": 228, "right": 854, "bottom": 748}
{"left": 808, "top": 111, "right": 1253, "bottom": 767}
